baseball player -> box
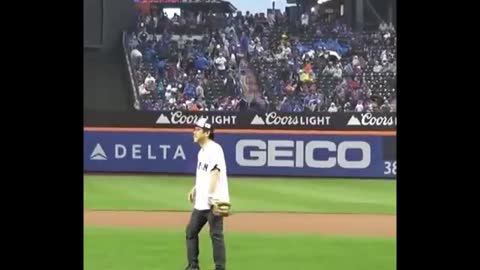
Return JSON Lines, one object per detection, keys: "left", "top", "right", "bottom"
{"left": 185, "top": 118, "right": 231, "bottom": 270}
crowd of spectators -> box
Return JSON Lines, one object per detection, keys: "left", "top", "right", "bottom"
{"left": 248, "top": 11, "right": 396, "bottom": 113}
{"left": 127, "top": 6, "right": 396, "bottom": 113}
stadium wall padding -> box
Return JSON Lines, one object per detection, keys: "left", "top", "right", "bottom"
{"left": 84, "top": 48, "right": 133, "bottom": 111}
{"left": 84, "top": 0, "right": 137, "bottom": 112}
{"left": 84, "top": 0, "right": 136, "bottom": 49}
{"left": 84, "top": 130, "right": 396, "bottom": 179}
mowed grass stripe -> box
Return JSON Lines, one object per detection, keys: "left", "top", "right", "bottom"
{"left": 84, "top": 226, "right": 396, "bottom": 270}
{"left": 84, "top": 175, "right": 396, "bottom": 214}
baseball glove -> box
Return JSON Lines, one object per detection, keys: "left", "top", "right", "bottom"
{"left": 212, "top": 202, "right": 232, "bottom": 217}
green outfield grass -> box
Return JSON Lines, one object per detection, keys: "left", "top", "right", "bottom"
{"left": 84, "top": 227, "right": 395, "bottom": 270}
{"left": 84, "top": 174, "right": 396, "bottom": 214}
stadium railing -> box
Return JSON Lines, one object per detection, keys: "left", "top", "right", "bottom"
{"left": 122, "top": 31, "right": 141, "bottom": 110}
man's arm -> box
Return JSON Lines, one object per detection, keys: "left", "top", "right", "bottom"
{"left": 208, "top": 168, "right": 221, "bottom": 201}
{"left": 208, "top": 145, "right": 226, "bottom": 203}
{"left": 188, "top": 186, "right": 196, "bottom": 203}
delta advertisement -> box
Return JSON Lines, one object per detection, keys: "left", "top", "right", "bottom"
{"left": 84, "top": 131, "right": 396, "bottom": 179}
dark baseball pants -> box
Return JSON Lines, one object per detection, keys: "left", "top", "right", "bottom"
{"left": 186, "top": 208, "right": 226, "bottom": 270}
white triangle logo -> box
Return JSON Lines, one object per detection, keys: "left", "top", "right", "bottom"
{"left": 90, "top": 144, "right": 107, "bottom": 160}
{"left": 156, "top": 113, "right": 171, "bottom": 124}
{"left": 347, "top": 115, "right": 361, "bottom": 126}
{"left": 251, "top": 115, "right": 265, "bottom": 125}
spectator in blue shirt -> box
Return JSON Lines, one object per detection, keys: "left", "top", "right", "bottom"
{"left": 240, "top": 32, "right": 249, "bottom": 55}
{"left": 155, "top": 59, "right": 166, "bottom": 75}
{"left": 144, "top": 44, "right": 156, "bottom": 62}
{"left": 273, "top": 80, "right": 284, "bottom": 96}
{"left": 195, "top": 55, "right": 209, "bottom": 71}
{"left": 314, "top": 40, "right": 327, "bottom": 50}
{"left": 297, "top": 43, "right": 308, "bottom": 55}
{"left": 184, "top": 82, "right": 197, "bottom": 100}
{"left": 280, "top": 97, "right": 293, "bottom": 112}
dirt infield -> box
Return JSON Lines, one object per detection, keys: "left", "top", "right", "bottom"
{"left": 84, "top": 210, "right": 396, "bottom": 238}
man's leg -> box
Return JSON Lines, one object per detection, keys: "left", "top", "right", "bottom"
{"left": 208, "top": 211, "right": 226, "bottom": 270}
{"left": 186, "top": 209, "right": 208, "bottom": 269}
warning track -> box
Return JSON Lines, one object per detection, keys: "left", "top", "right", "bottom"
{"left": 84, "top": 210, "right": 396, "bottom": 238}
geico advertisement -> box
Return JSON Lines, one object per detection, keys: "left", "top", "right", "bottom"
{"left": 84, "top": 131, "right": 395, "bottom": 178}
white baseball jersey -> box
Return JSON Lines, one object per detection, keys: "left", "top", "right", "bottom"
{"left": 194, "top": 140, "right": 230, "bottom": 210}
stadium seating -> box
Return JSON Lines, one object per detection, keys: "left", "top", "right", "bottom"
{"left": 126, "top": 10, "right": 396, "bottom": 112}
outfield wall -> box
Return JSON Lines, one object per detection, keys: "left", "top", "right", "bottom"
{"left": 84, "top": 128, "right": 396, "bottom": 179}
